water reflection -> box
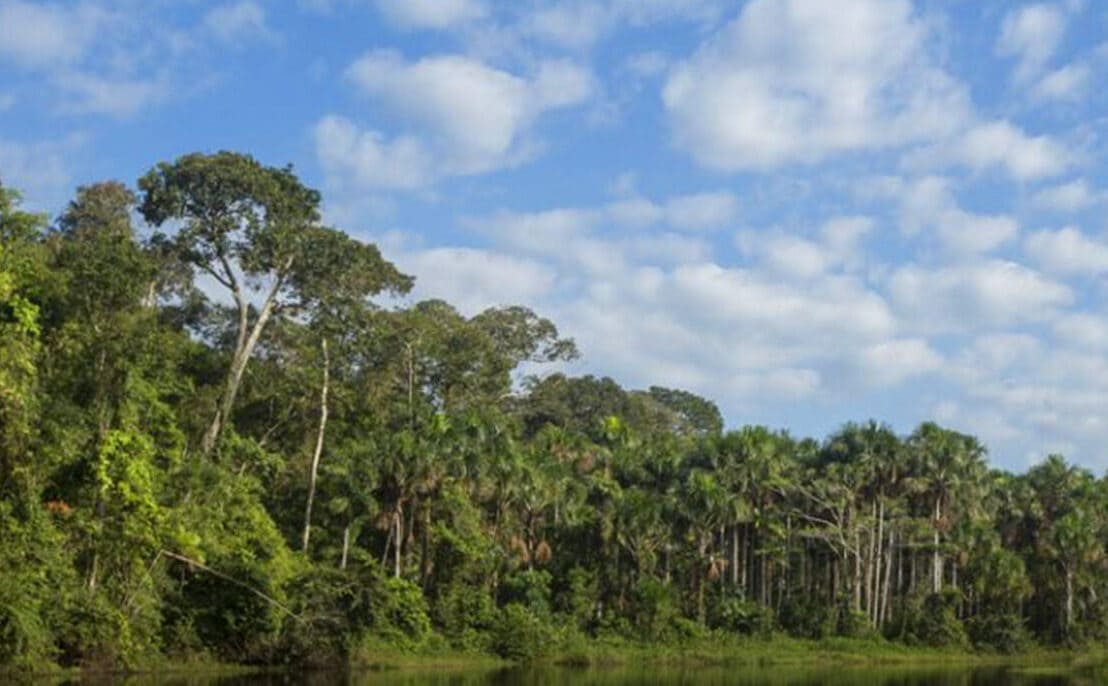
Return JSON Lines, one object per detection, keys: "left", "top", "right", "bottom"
{"left": 52, "top": 664, "right": 1090, "bottom": 686}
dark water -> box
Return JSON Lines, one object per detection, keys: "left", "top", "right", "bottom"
{"left": 53, "top": 665, "right": 1098, "bottom": 686}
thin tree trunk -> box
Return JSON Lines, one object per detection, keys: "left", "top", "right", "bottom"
{"left": 882, "top": 525, "right": 894, "bottom": 625}
{"left": 201, "top": 263, "right": 290, "bottom": 456}
{"left": 394, "top": 509, "right": 402, "bottom": 578}
{"left": 731, "top": 525, "right": 739, "bottom": 588}
{"left": 341, "top": 524, "right": 350, "bottom": 570}
{"left": 301, "top": 339, "right": 329, "bottom": 554}
{"left": 932, "top": 495, "right": 942, "bottom": 593}
{"left": 1063, "top": 567, "right": 1072, "bottom": 633}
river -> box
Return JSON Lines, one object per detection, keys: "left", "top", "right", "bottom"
{"left": 57, "top": 664, "right": 1094, "bottom": 686}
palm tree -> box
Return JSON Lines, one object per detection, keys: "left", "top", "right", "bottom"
{"left": 907, "top": 422, "right": 986, "bottom": 594}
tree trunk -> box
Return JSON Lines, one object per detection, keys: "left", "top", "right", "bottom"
{"left": 301, "top": 339, "right": 329, "bottom": 554}
{"left": 731, "top": 525, "right": 739, "bottom": 588}
{"left": 394, "top": 509, "right": 403, "bottom": 578}
{"left": 882, "top": 525, "right": 894, "bottom": 625}
{"left": 200, "top": 259, "right": 291, "bottom": 457}
{"left": 340, "top": 524, "right": 350, "bottom": 570}
{"left": 932, "top": 495, "right": 943, "bottom": 593}
{"left": 1065, "top": 568, "right": 1074, "bottom": 634}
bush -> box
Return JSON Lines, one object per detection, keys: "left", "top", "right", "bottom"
{"left": 492, "top": 603, "right": 554, "bottom": 661}
{"left": 967, "top": 611, "right": 1030, "bottom": 654}
{"left": 779, "top": 597, "right": 834, "bottom": 639}
{"left": 433, "top": 580, "right": 496, "bottom": 652}
{"left": 556, "top": 566, "right": 597, "bottom": 630}
{"left": 501, "top": 569, "right": 553, "bottom": 617}
{"left": 370, "top": 577, "right": 432, "bottom": 649}
{"left": 631, "top": 577, "right": 681, "bottom": 641}
{"left": 890, "top": 589, "right": 969, "bottom": 648}
{"left": 707, "top": 590, "right": 774, "bottom": 636}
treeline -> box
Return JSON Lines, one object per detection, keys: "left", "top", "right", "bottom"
{"left": 1, "top": 152, "right": 1106, "bottom": 670}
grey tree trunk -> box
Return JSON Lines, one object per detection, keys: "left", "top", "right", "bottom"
{"left": 301, "top": 339, "right": 329, "bottom": 553}
{"left": 932, "top": 495, "right": 943, "bottom": 593}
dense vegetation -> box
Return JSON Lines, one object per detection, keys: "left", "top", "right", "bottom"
{"left": 2, "top": 151, "right": 1107, "bottom": 672}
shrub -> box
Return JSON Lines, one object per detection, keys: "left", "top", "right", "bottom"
{"left": 631, "top": 577, "right": 681, "bottom": 641}
{"left": 370, "top": 577, "right": 432, "bottom": 649}
{"left": 501, "top": 569, "right": 553, "bottom": 617}
{"left": 779, "top": 597, "right": 834, "bottom": 639}
{"left": 967, "top": 612, "right": 1030, "bottom": 654}
{"left": 492, "top": 603, "right": 554, "bottom": 661}
{"left": 707, "top": 590, "right": 774, "bottom": 636}
{"left": 890, "top": 589, "right": 969, "bottom": 648}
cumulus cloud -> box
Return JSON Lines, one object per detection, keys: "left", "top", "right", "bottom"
{"left": 954, "top": 121, "right": 1073, "bottom": 180}
{"left": 663, "top": 192, "right": 739, "bottom": 231}
{"left": 314, "top": 116, "right": 434, "bottom": 190}
{"left": 1025, "top": 227, "right": 1108, "bottom": 275}
{"left": 0, "top": 1, "right": 102, "bottom": 68}
{"left": 54, "top": 71, "right": 171, "bottom": 118}
{"left": 375, "top": 0, "right": 486, "bottom": 29}
{"left": 316, "top": 53, "right": 592, "bottom": 188}
{"left": 1033, "top": 62, "right": 1090, "bottom": 100}
{"left": 0, "top": 134, "right": 82, "bottom": 207}
{"left": 887, "top": 260, "right": 1072, "bottom": 333}
{"left": 398, "top": 247, "right": 558, "bottom": 315}
{"left": 204, "top": 1, "right": 276, "bottom": 44}
{"left": 857, "top": 338, "right": 943, "bottom": 386}
{"left": 870, "top": 176, "right": 1019, "bottom": 254}
{"left": 1053, "top": 314, "right": 1108, "bottom": 350}
{"left": 996, "top": 3, "right": 1068, "bottom": 84}
{"left": 663, "top": 0, "right": 970, "bottom": 170}
{"left": 1031, "top": 179, "right": 1100, "bottom": 212}
{"left": 518, "top": 0, "right": 726, "bottom": 50}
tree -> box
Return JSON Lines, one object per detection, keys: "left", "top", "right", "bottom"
{"left": 138, "top": 152, "right": 412, "bottom": 455}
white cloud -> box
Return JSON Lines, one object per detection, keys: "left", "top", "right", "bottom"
{"left": 739, "top": 233, "right": 831, "bottom": 280}
{"left": 319, "top": 52, "right": 592, "bottom": 187}
{"left": 955, "top": 121, "right": 1073, "bottom": 179}
{"left": 0, "top": 135, "right": 81, "bottom": 207}
{"left": 996, "top": 3, "right": 1068, "bottom": 83}
{"left": 376, "top": 0, "right": 486, "bottom": 29}
{"left": 204, "top": 1, "right": 276, "bottom": 44}
{"left": 887, "top": 260, "right": 1072, "bottom": 333}
{"left": 399, "top": 247, "right": 557, "bottom": 315}
{"left": 519, "top": 0, "right": 725, "bottom": 50}
{"left": 0, "top": 1, "right": 101, "bottom": 68}
{"left": 663, "top": 0, "right": 969, "bottom": 170}
{"left": 1025, "top": 226, "right": 1108, "bottom": 275}
{"left": 54, "top": 71, "right": 170, "bottom": 118}
{"left": 874, "top": 175, "right": 1019, "bottom": 254}
{"left": 314, "top": 115, "right": 434, "bottom": 190}
{"left": 858, "top": 338, "right": 943, "bottom": 386}
{"left": 1031, "top": 179, "right": 1100, "bottom": 212}
{"left": 1033, "top": 62, "right": 1090, "bottom": 100}
{"left": 663, "top": 191, "right": 738, "bottom": 231}
{"left": 1053, "top": 314, "right": 1108, "bottom": 349}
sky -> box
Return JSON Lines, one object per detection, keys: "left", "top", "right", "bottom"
{"left": 1, "top": 0, "right": 1107, "bottom": 472}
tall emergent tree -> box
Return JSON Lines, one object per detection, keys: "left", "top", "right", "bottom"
{"left": 137, "top": 152, "right": 412, "bottom": 456}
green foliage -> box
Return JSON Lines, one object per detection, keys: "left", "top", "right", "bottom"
{"left": 631, "top": 577, "right": 682, "bottom": 641}
{"left": 891, "top": 590, "right": 970, "bottom": 649}
{"left": 491, "top": 603, "right": 554, "bottom": 661}
{"left": 779, "top": 597, "right": 835, "bottom": 639}
{"left": 501, "top": 569, "right": 553, "bottom": 617}
{"left": 557, "top": 566, "right": 598, "bottom": 631}
{"left": 370, "top": 577, "right": 432, "bottom": 649}
{"left": 966, "top": 611, "right": 1030, "bottom": 654}
{"left": 707, "top": 590, "right": 774, "bottom": 636}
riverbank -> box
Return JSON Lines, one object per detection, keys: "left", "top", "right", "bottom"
{"left": 348, "top": 634, "right": 1098, "bottom": 672}
{"left": 7, "top": 635, "right": 1104, "bottom": 682}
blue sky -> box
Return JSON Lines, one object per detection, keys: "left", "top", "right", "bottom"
{"left": 2, "top": 0, "right": 1107, "bottom": 472}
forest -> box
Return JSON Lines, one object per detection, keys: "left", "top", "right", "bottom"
{"left": 2, "top": 151, "right": 1107, "bottom": 672}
